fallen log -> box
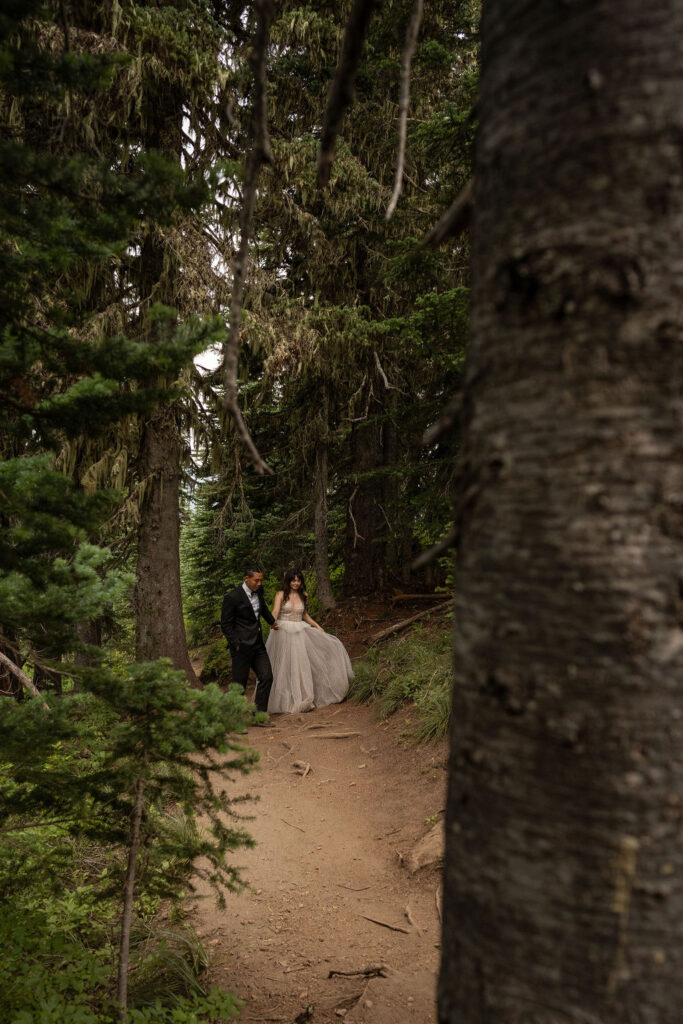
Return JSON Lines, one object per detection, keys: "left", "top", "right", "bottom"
{"left": 368, "top": 600, "right": 451, "bottom": 646}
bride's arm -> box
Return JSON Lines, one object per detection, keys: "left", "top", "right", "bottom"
{"left": 304, "top": 611, "right": 324, "bottom": 632}
{"left": 272, "top": 591, "right": 284, "bottom": 620}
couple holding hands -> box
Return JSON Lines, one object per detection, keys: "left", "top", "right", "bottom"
{"left": 220, "top": 564, "right": 353, "bottom": 719}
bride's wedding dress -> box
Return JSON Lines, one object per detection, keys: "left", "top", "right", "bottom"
{"left": 266, "top": 598, "right": 353, "bottom": 713}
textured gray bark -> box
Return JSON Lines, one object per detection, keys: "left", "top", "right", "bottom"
{"left": 135, "top": 405, "right": 197, "bottom": 684}
{"left": 439, "top": 2, "right": 683, "bottom": 1022}
{"left": 133, "top": 83, "right": 196, "bottom": 686}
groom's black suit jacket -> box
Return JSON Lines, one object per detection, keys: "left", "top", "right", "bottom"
{"left": 220, "top": 585, "right": 275, "bottom": 651}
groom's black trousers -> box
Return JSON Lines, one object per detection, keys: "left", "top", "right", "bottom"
{"left": 230, "top": 641, "right": 273, "bottom": 712}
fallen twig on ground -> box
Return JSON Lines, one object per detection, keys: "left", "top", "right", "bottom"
{"left": 376, "top": 826, "right": 401, "bottom": 839}
{"left": 281, "top": 818, "right": 306, "bottom": 833}
{"left": 336, "top": 883, "right": 371, "bottom": 892}
{"left": 309, "top": 732, "right": 361, "bottom": 740}
{"left": 328, "top": 965, "right": 388, "bottom": 979}
{"left": 244, "top": 1017, "right": 287, "bottom": 1022}
{"left": 283, "top": 963, "right": 311, "bottom": 974}
{"left": 360, "top": 915, "right": 410, "bottom": 934}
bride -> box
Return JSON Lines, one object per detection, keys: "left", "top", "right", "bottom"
{"left": 266, "top": 569, "right": 353, "bottom": 714}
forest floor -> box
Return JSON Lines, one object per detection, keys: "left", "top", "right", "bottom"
{"left": 188, "top": 598, "right": 449, "bottom": 1024}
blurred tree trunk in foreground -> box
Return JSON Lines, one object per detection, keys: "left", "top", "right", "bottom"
{"left": 440, "top": 1, "right": 683, "bottom": 1021}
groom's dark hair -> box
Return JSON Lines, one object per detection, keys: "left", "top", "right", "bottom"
{"left": 244, "top": 562, "right": 263, "bottom": 578}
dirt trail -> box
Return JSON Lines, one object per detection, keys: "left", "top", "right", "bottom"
{"left": 190, "top": 699, "right": 447, "bottom": 1024}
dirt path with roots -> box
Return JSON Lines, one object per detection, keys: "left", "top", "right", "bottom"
{"left": 189, "top": 695, "right": 448, "bottom": 1024}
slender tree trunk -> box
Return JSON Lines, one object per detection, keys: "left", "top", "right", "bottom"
{"left": 135, "top": 404, "right": 197, "bottom": 683}
{"left": 313, "top": 438, "right": 336, "bottom": 609}
{"left": 74, "top": 619, "right": 102, "bottom": 669}
{"left": 117, "top": 773, "right": 145, "bottom": 1023}
{"left": 133, "top": 83, "right": 197, "bottom": 684}
{"left": 440, "top": 3, "right": 683, "bottom": 1022}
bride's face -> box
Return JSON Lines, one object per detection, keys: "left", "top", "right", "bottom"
{"left": 290, "top": 576, "right": 302, "bottom": 590}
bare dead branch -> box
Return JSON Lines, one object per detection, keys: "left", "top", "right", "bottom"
{"left": 0, "top": 650, "right": 48, "bottom": 704}
{"left": 373, "top": 350, "right": 406, "bottom": 393}
{"left": 202, "top": 224, "right": 232, "bottom": 262}
{"left": 378, "top": 502, "right": 394, "bottom": 536}
{"left": 317, "top": 0, "right": 380, "bottom": 185}
{"left": 386, "top": 0, "right": 424, "bottom": 220}
{"left": 348, "top": 487, "right": 364, "bottom": 548}
{"left": 411, "top": 528, "right": 457, "bottom": 570}
{"left": 368, "top": 600, "right": 452, "bottom": 645}
{"left": 223, "top": 0, "right": 274, "bottom": 476}
{"left": 418, "top": 177, "right": 474, "bottom": 249}
{"left": 423, "top": 392, "right": 462, "bottom": 445}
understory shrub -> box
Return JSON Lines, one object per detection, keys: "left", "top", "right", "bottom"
{"left": 199, "top": 639, "right": 232, "bottom": 684}
{"left": 0, "top": 664, "right": 254, "bottom": 1024}
{"left": 1, "top": 835, "right": 241, "bottom": 1024}
{"left": 350, "top": 622, "right": 452, "bottom": 741}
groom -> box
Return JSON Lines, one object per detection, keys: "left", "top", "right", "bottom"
{"left": 220, "top": 563, "right": 278, "bottom": 714}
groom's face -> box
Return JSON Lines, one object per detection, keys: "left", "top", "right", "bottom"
{"left": 244, "top": 572, "right": 263, "bottom": 592}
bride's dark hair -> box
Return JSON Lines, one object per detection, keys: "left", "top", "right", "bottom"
{"left": 282, "top": 568, "right": 308, "bottom": 608}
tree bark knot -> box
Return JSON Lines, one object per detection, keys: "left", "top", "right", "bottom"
{"left": 495, "top": 248, "right": 645, "bottom": 318}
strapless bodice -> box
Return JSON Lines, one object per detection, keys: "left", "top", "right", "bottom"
{"left": 278, "top": 598, "right": 305, "bottom": 622}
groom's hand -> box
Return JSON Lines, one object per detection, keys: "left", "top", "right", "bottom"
{"left": 272, "top": 623, "right": 279, "bottom": 630}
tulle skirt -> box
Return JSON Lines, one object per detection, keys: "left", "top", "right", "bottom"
{"left": 266, "top": 620, "right": 353, "bottom": 714}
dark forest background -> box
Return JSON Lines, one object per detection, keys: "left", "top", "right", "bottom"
{"left": 2, "top": 1, "right": 681, "bottom": 1022}
{"left": 0, "top": 3, "right": 475, "bottom": 1021}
